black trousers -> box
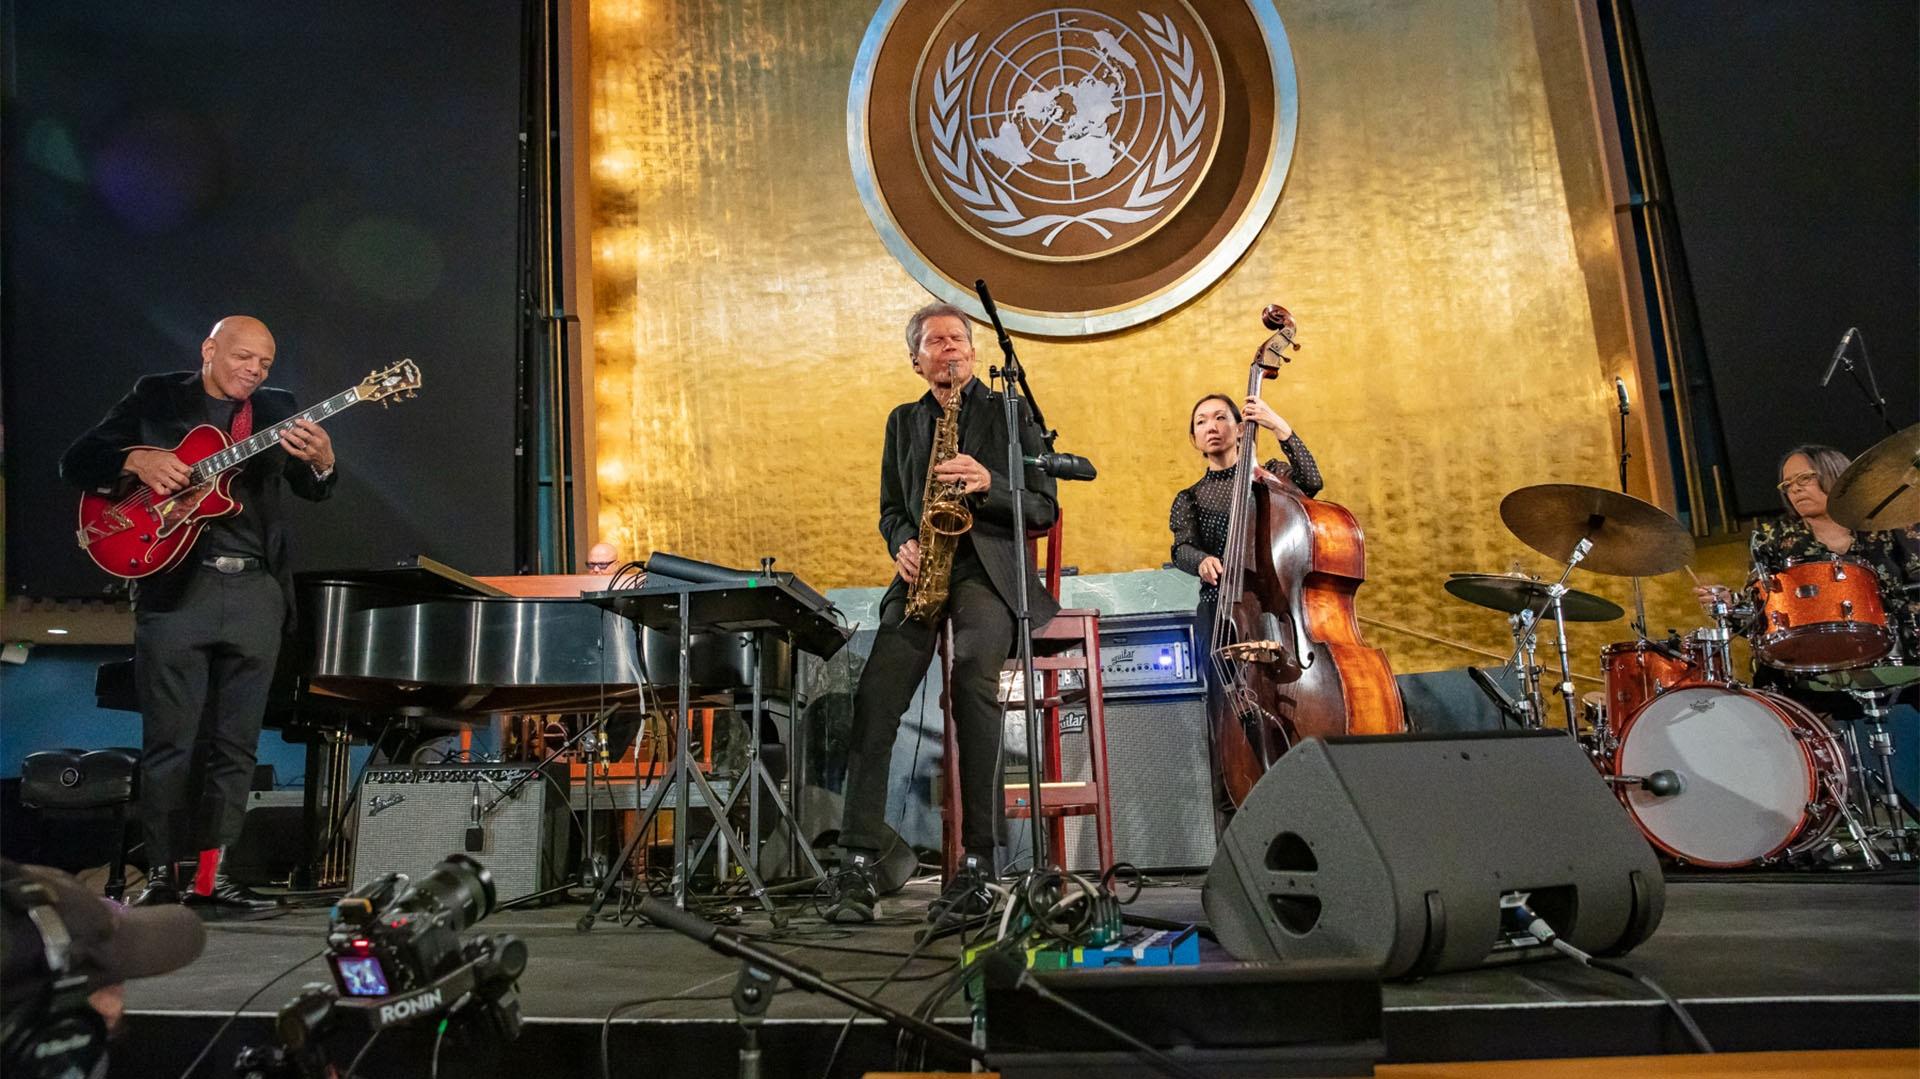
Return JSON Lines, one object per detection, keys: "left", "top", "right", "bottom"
{"left": 841, "top": 575, "right": 1015, "bottom": 861}
{"left": 133, "top": 567, "right": 284, "bottom": 867}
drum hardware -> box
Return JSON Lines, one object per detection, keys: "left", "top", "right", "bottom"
{"left": 1804, "top": 671, "right": 1912, "bottom": 863}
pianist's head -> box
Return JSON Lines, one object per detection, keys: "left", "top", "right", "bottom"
{"left": 586, "top": 542, "right": 619, "bottom": 574}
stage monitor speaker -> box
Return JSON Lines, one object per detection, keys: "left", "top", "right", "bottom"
{"left": 1204, "top": 731, "right": 1663, "bottom": 978}
{"left": 352, "top": 763, "right": 568, "bottom": 903}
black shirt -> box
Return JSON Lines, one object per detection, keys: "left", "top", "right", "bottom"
{"left": 1169, "top": 433, "right": 1324, "bottom": 604}
{"left": 195, "top": 394, "right": 270, "bottom": 561}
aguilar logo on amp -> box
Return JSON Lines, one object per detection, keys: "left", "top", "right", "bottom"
{"left": 849, "top": 1, "right": 1299, "bottom": 336}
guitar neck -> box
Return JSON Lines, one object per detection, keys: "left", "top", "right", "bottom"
{"left": 190, "top": 388, "right": 361, "bottom": 482}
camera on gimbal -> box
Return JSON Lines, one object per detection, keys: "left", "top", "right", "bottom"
{"left": 235, "top": 855, "right": 527, "bottom": 1079}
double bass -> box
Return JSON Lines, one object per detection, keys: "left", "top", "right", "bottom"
{"left": 1207, "top": 305, "right": 1405, "bottom": 807}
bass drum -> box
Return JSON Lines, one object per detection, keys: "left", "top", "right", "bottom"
{"left": 1613, "top": 684, "right": 1848, "bottom": 868}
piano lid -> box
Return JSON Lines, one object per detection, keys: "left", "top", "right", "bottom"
{"left": 295, "top": 554, "right": 508, "bottom": 599}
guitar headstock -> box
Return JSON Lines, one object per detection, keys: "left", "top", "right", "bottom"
{"left": 357, "top": 359, "right": 422, "bottom": 407}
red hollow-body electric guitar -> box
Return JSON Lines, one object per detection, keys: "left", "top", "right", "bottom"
{"left": 75, "top": 360, "right": 421, "bottom": 579}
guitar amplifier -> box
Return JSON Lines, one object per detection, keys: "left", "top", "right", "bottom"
{"left": 352, "top": 763, "right": 569, "bottom": 903}
{"left": 1056, "top": 613, "right": 1217, "bottom": 872}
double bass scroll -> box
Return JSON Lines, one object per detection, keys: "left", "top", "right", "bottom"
{"left": 1207, "top": 305, "right": 1406, "bottom": 809}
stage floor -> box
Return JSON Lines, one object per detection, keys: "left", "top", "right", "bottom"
{"left": 119, "top": 872, "right": 1919, "bottom": 1078}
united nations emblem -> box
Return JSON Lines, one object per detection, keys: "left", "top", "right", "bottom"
{"left": 850, "top": 1, "right": 1299, "bottom": 336}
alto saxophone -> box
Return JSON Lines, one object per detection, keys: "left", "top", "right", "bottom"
{"left": 905, "top": 385, "right": 973, "bottom": 623}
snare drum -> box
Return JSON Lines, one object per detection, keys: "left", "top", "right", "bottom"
{"left": 1754, "top": 557, "right": 1893, "bottom": 673}
{"left": 1612, "top": 684, "right": 1849, "bottom": 867}
{"left": 1600, "top": 639, "right": 1703, "bottom": 723}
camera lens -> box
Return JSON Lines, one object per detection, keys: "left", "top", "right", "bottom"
{"left": 398, "top": 854, "right": 496, "bottom": 932}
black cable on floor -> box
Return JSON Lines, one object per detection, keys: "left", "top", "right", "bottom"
{"left": 1515, "top": 904, "right": 1713, "bottom": 1054}
{"left": 174, "top": 947, "right": 328, "bottom": 1079}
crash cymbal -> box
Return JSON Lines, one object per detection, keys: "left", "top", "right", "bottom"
{"left": 1499, "top": 484, "right": 1695, "bottom": 577}
{"left": 1806, "top": 665, "right": 1920, "bottom": 694}
{"left": 1828, "top": 423, "right": 1920, "bottom": 532}
{"left": 1443, "top": 572, "right": 1625, "bottom": 623}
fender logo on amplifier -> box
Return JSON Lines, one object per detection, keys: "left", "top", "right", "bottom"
{"left": 367, "top": 793, "right": 407, "bottom": 817}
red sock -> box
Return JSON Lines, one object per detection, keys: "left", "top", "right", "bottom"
{"left": 194, "top": 847, "right": 220, "bottom": 896}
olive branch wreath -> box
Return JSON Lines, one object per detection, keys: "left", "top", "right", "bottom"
{"left": 926, "top": 13, "right": 1207, "bottom": 248}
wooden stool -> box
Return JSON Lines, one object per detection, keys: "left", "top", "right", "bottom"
{"left": 936, "top": 512, "right": 1114, "bottom": 879}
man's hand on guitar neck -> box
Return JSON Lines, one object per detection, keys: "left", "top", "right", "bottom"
{"left": 124, "top": 448, "right": 192, "bottom": 496}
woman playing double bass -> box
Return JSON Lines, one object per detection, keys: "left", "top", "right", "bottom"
{"left": 1170, "top": 392, "right": 1323, "bottom": 829}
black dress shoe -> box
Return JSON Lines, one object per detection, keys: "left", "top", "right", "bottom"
{"left": 132, "top": 865, "right": 180, "bottom": 907}
{"left": 185, "top": 874, "right": 279, "bottom": 914}
{"left": 927, "top": 854, "right": 994, "bottom": 925}
{"left": 823, "top": 856, "right": 878, "bottom": 925}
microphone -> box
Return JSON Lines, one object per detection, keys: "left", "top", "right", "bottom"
{"left": 1614, "top": 376, "right": 1631, "bottom": 416}
{"left": 1642, "top": 769, "right": 1684, "bottom": 797}
{"left": 1821, "top": 327, "right": 1858, "bottom": 387}
{"left": 1025, "top": 453, "right": 1097, "bottom": 481}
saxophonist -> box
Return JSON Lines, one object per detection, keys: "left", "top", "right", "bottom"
{"left": 827, "top": 302, "right": 1060, "bottom": 924}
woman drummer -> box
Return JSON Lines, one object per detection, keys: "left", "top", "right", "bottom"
{"left": 1169, "top": 392, "right": 1320, "bottom": 829}
{"left": 1695, "top": 444, "right": 1920, "bottom": 686}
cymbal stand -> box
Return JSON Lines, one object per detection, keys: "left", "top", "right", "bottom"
{"left": 1840, "top": 686, "right": 1917, "bottom": 864}
{"left": 1541, "top": 537, "right": 1592, "bottom": 736}
{"left": 1501, "top": 608, "right": 1545, "bottom": 729}
{"left": 1695, "top": 596, "right": 1737, "bottom": 684}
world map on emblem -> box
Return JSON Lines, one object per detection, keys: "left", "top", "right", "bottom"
{"left": 917, "top": 7, "right": 1223, "bottom": 260}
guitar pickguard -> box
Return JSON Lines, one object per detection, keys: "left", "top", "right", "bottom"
{"left": 153, "top": 483, "right": 217, "bottom": 538}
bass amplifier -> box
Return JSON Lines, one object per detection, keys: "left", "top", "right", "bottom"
{"left": 1057, "top": 613, "right": 1216, "bottom": 872}
{"left": 352, "top": 763, "right": 569, "bottom": 903}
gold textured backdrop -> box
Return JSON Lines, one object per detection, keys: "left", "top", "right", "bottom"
{"left": 587, "top": 0, "right": 1740, "bottom": 679}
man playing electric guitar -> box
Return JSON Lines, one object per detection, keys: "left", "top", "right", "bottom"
{"left": 61, "top": 316, "right": 338, "bottom": 911}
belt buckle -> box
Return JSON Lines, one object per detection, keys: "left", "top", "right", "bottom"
{"left": 210, "top": 556, "right": 245, "bottom": 574}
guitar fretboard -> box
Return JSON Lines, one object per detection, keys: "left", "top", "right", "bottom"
{"left": 189, "top": 388, "right": 360, "bottom": 483}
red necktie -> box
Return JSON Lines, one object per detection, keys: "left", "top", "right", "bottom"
{"left": 229, "top": 395, "right": 253, "bottom": 442}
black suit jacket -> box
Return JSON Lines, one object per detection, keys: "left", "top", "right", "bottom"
{"left": 61, "top": 371, "right": 336, "bottom": 627}
{"left": 876, "top": 377, "right": 1061, "bottom": 628}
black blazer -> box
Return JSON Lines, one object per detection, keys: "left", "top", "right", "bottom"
{"left": 61, "top": 371, "right": 336, "bottom": 626}
{"left": 876, "top": 377, "right": 1061, "bottom": 628}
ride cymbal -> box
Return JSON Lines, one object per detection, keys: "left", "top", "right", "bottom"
{"left": 1443, "top": 572, "right": 1624, "bottom": 623}
{"left": 1828, "top": 423, "right": 1920, "bottom": 532}
{"left": 1499, "top": 483, "right": 1694, "bottom": 577}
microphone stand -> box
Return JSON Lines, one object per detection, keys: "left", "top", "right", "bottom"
{"left": 1614, "top": 390, "right": 1648, "bottom": 639}
{"left": 635, "top": 896, "right": 984, "bottom": 1065}
{"left": 975, "top": 278, "right": 1052, "bottom": 874}
{"left": 1826, "top": 330, "right": 1900, "bottom": 436}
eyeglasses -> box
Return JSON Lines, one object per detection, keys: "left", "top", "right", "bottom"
{"left": 585, "top": 560, "right": 615, "bottom": 572}
{"left": 1776, "top": 470, "right": 1821, "bottom": 494}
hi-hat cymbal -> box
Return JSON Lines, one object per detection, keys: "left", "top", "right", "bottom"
{"left": 1499, "top": 484, "right": 1695, "bottom": 577}
{"left": 1828, "top": 423, "right": 1920, "bottom": 532}
{"left": 1443, "top": 572, "right": 1625, "bottom": 623}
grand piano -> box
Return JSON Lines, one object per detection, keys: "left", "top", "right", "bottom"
{"left": 97, "top": 555, "right": 845, "bottom": 887}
